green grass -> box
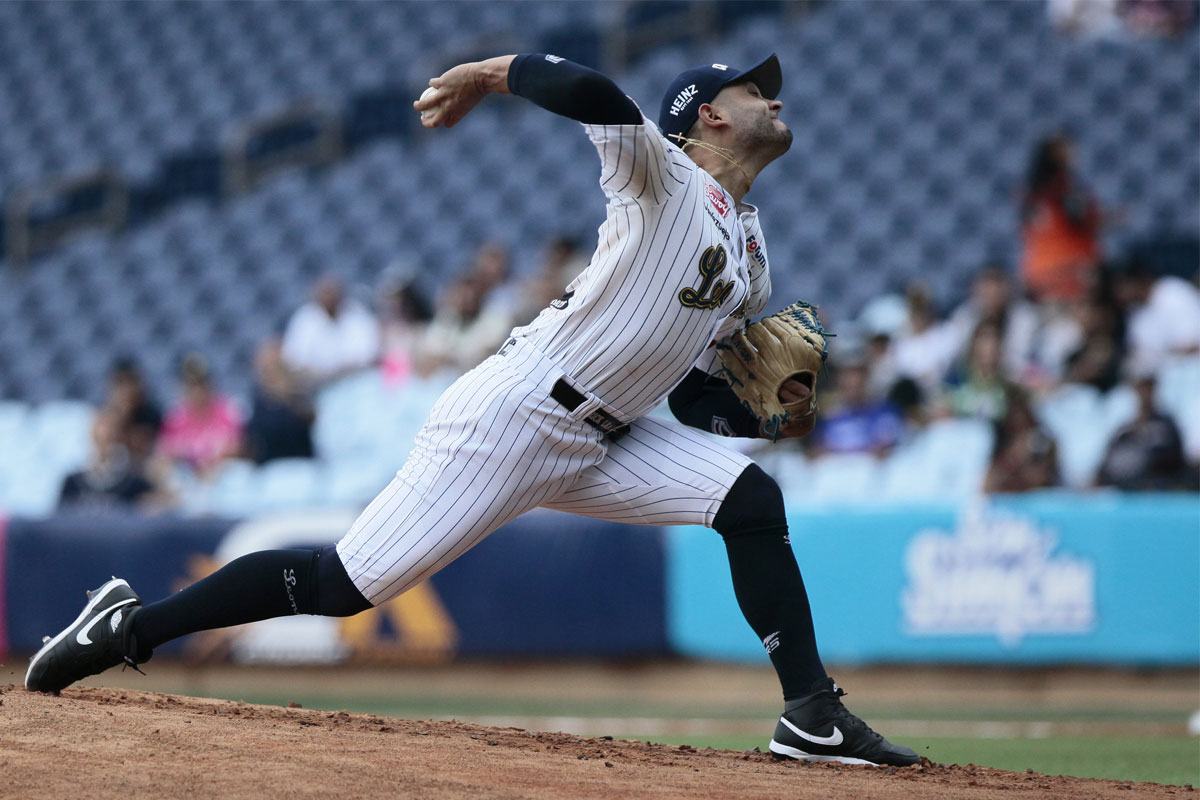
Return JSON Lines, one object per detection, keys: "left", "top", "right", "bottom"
{"left": 633, "top": 733, "right": 1200, "bottom": 787}
{"left": 916, "top": 736, "right": 1199, "bottom": 787}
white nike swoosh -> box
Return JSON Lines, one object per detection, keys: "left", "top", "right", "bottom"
{"left": 75, "top": 598, "right": 138, "bottom": 646}
{"left": 780, "top": 716, "right": 844, "bottom": 746}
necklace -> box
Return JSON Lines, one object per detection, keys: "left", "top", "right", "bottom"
{"left": 669, "top": 134, "right": 753, "bottom": 196}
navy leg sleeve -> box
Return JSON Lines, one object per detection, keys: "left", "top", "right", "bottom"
{"left": 132, "top": 546, "right": 371, "bottom": 652}
{"left": 713, "top": 464, "right": 827, "bottom": 700}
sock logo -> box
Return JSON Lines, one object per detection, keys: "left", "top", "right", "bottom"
{"left": 109, "top": 609, "right": 123, "bottom": 634}
{"left": 762, "top": 631, "right": 781, "bottom": 654}
{"left": 283, "top": 569, "right": 300, "bottom": 614}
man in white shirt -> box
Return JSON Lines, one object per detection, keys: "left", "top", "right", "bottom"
{"left": 281, "top": 274, "right": 380, "bottom": 388}
{"left": 1117, "top": 265, "right": 1200, "bottom": 372}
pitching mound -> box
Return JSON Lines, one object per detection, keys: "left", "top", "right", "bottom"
{"left": 0, "top": 685, "right": 1187, "bottom": 799}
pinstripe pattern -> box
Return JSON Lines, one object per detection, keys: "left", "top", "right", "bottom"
{"left": 510, "top": 117, "right": 773, "bottom": 420}
{"left": 337, "top": 115, "right": 777, "bottom": 605}
{"left": 337, "top": 343, "right": 606, "bottom": 603}
{"left": 542, "top": 415, "right": 751, "bottom": 527}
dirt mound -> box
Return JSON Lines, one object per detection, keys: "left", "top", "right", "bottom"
{"left": 0, "top": 685, "right": 1188, "bottom": 799}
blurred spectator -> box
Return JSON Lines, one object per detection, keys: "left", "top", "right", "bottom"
{"left": 281, "top": 274, "right": 380, "bottom": 389}
{"left": 515, "top": 236, "right": 589, "bottom": 324}
{"left": 815, "top": 356, "right": 906, "bottom": 457}
{"left": 945, "top": 266, "right": 1040, "bottom": 383}
{"left": 890, "top": 284, "right": 958, "bottom": 398}
{"left": 1096, "top": 370, "right": 1196, "bottom": 490}
{"left": 415, "top": 275, "right": 514, "bottom": 375}
{"left": 943, "top": 322, "right": 1015, "bottom": 424}
{"left": 103, "top": 357, "right": 162, "bottom": 466}
{"left": 541, "top": 235, "right": 589, "bottom": 285}
{"left": 1049, "top": 0, "right": 1124, "bottom": 36}
{"left": 59, "top": 411, "right": 158, "bottom": 512}
{"left": 379, "top": 272, "right": 434, "bottom": 386}
{"left": 855, "top": 294, "right": 907, "bottom": 403}
{"left": 159, "top": 354, "right": 243, "bottom": 477}
{"left": 1060, "top": 290, "right": 1126, "bottom": 391}
{"left": 245, "top": 339, "right": 316, "bottom": 465}
{"left": 1119, "top": 0, "right": 1198, "bottom": 35}
{"left": 1114, "top": 261, "right": 1200, "bottom": 372}
{"left": 1019, "top": 135, "right": 1108, "bottom": 303}
{"left": 1052, "top": 0, "right": 1198, "bottom": 36}
{"left": 984, "top": 389, "right": 1061, "bottom": 493}
{"left": 863, "top": 331, "right": 901, "bottom": 404}
{"left": 469, "top": 241, "right": 520, "bottom": 321}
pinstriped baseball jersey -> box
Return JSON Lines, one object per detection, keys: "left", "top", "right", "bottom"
{"left": 511, "top": 116, "right": 772, "bottom": 418}
{"left": 337, "top": 115, "right": 771, "bottom": 605}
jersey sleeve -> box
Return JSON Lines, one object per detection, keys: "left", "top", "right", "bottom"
{"left": 583, "top": 117, "right": 692, "bottom": 205}
{"left": 739, "top": 207, "right": 772, "bottom": 318}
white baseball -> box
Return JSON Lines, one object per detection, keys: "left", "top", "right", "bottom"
{"left": 419, "top": 87, "right": 437, "bottom": 118}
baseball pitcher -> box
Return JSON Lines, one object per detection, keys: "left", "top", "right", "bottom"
{"left": 28, "top": 53, "right": 918, "bottom": 766}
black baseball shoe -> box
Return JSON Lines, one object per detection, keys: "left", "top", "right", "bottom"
{"left": 769, "top": 677, "right": 920, "bottom": 766}
{"left": 25, "top": 577, "right": 151, "bottom": 693}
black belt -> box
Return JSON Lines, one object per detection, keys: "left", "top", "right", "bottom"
{"left": 551, "top": 378, "right": 631, "bottom": 441}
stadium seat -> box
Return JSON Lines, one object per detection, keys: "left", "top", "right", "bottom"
{"left": 1157, "top": 357, "right": 1200, "bottom": 461}
{"left": 0, "top": 456, "right": 64, "bottom": 517}
{"left": 1037, "top": 385, "right": 1112, "bottom": 488}
{"left": 27, "top": 401, "right": 95, "bottom": 474}
{"left": 255, "top": 457, "right": 327, "bottom": 512}
{"left": 808, "top": 453, "right": 883, "bottom": 503}
{"left": 196, "top": 458, "right": 261, "bottom": 517}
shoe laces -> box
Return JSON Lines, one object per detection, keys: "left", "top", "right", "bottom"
{"left": 822, "top": 687, "right": 884, "bottom": 744}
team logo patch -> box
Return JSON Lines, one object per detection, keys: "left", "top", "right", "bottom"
{"left": 705, "top": 183, "right": 731, "bottom": 218}
{"left": 679, "top": 244, "right": 736, "bottom": 310}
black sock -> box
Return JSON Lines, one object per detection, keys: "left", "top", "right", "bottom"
{"left": 723, "top": 529, "right": 827, "bottom": 701}
{"left": 132, "top": 546, "right": 371, "bottom": 652}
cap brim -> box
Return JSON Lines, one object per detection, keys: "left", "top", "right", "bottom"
{"left": 725, "top": 53, "right": 782, "bottom": 99}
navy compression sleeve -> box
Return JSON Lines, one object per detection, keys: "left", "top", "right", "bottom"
{"left": 507, "top": 54, "right": 642, "bottom": 125}
{"left": 668, "top": 368, "right": 764, "bottom": 438}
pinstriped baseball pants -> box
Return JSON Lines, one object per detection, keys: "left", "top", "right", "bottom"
{"left": 336, "top": 337, "right": 751, "bottom": 605}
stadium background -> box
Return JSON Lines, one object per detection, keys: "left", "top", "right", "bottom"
{"left": 0, "top": 0, "right": 1196, "bottom": 788}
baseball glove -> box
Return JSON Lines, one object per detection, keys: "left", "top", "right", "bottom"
{"left": 716, "top": 300, "right": 830, "bottom": 441}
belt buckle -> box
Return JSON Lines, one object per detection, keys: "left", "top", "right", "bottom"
{"left": 498, "top": 337, "right": 516, "bottom": 356}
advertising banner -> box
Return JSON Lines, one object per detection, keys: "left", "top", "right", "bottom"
{"left": 668, "top": 495, "right": 1199, "bottom": 665}
{"left": 3, "top": 508, "right": 667, "bottom": 662}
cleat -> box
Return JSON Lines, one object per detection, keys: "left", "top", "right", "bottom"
{"left": 25, "top": 578, "right": 153, "bottom": 693}
{"left": 768, "top": 677, "right": 919, "bottom": 767}
{"left": 42, "top": 636, "right": 51, "bottom": 644}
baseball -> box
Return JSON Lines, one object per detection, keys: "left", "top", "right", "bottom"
{"left": 419, "top": 86, "right": 437, "bottom": 118}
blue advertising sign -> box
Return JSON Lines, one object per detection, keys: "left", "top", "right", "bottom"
{"left": 3, "top": 508, "right": 668, "bottom": 660}
{"left": 668, "top": 495, "right": 1199, "bottom": 665}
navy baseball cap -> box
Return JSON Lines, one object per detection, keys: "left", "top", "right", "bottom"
{"left": 657, "top": 54, "right": 782, "bottom": 140}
